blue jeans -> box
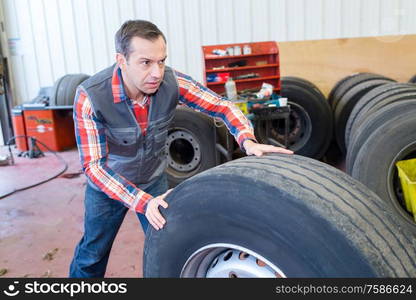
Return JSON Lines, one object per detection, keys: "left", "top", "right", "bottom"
{"left": 69, "top": 174, "right": 168, "bottom": 278}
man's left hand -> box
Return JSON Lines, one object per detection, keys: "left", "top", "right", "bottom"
{"left": 243, "top": 139, "right": 294, "bottom": 157}
{"left": 145, "top": 188, "right": 173, "bottom": 230}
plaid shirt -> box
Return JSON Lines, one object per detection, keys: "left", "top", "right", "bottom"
{"left": 74, "top": 65, "right": 256, "bottom": 214}
{"left": 132, "top": 95, "right": 150, "bottom": 135}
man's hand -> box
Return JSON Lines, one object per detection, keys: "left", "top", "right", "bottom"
{"left": 243, "top": 139, "right": 293, "bottom": 157}
{"left": 145, "top": 189, "right": 173, "bottom": 230}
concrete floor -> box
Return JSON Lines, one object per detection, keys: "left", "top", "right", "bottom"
{"left": 0, "top": 141, "right": 344, "bottom": 278}
{"left": 0, "top": 147, "right": 145, "bottom": 278}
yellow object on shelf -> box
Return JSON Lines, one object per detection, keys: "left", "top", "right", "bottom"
{"left": 234, "top": 100, "right": 248, "bottom": 115}
{"left": 396, "top": 158, "right": 416, "bottom": 221}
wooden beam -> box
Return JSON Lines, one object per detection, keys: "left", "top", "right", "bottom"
{"left": 278, "top": 35, "right": 416, "bottom": 97}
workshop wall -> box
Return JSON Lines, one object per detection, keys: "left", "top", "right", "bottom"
{"left": 1, "top": 0, "right": 416, "bottom": 105}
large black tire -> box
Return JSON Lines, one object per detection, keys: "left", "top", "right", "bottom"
{"left": 327, "top": 73, "right": 357, "bottom": 108}
{"left": 351, "top": 110, "right": 416, "bottom": 231}
{"left": 409, "top": 74, "right": 416, "bottom": 83}
{"left": 346, "top": 100, "right": 416, "bottom": 174}
{"left": 254, "top": 77, "right": 332, "bottom": 159}
{"left": 144, "top": 155, "right": 416, "bottom": 277}
{"left": 328, "top": 73, "right": 394, "bottom": 111}
{"left": 282, "top": 76, "right": 327, "bottom": 100}
{"left": 166, "top": 106, "right": 218, "bottom": 188}
{"left": 50, "top": 73, "right": 90, "bottom": 106}
{"left": 333, "top": 79, "right": 393, "bottom": 153}
{"left": 347, "top": 91, "right": 416, "bottom": 165}
{"left": 356, "top": 92, "right": 416, "bottom": 124}
{"left": 345, "top": 83, "right": 416, "bottom": 148}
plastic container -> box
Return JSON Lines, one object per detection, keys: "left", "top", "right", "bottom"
{"left": 234, "top": 100, "right": 248, "bottom": 114}
{"left": 396, "top": 158, "right": 416, "bottom": 221}
{"left": 212, "top": 49, "right": 227, "bottom": 56}
{"left": 279, "top": 97, "right": 288, "bottom": 107}
{"left": 206, "top": 73, "right": 218, "bottom": 82}
{"left": 217, "top": 72, "right": 230, "bottom": 83}
{"left": 255, "top": 82, "right": 274, "bottom": 99}
{"left": 233, "top": 45, "right": 241, "bottom": 56}
{"left": 243, "top": 45, "right": 252, "bottom": 55}
{"left": 225, "top": 78, "right": 237, "bottom": 101}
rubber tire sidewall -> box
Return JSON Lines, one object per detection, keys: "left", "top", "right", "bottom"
{"left": 346, "top": 98, "right": 416, "bottom": 173}
{"left": 345, "top": 83, "right": 416, "bottom": 148}
{"left": 51, "top": 74, "right": 90, "bottom": 106}
{"left": 333, "top": 79, "right": 392, "bottom": 153}
{"left": 144, "top": 175, "right": 375, "bottom": 277}
{"left": 330, "top": 73, "right": 393, "bottom": 111}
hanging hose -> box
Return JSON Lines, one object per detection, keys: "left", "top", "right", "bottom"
{"left": 0, "top": 135, "right": 69, "bottom": 199}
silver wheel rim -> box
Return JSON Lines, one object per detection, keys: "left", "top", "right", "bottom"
{"left": 181, "top": 243, "right": 286, "bottom": 278}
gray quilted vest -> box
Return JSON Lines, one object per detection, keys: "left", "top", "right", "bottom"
{"left": 80, "top": 64, "right": 179, "bottom": 188}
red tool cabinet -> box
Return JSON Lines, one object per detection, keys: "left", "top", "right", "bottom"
{"left": 11, "top": 105, "right": 76, "bottom": 152}
{"left": 23, "top": 106, "right": 75, "bottom": 152}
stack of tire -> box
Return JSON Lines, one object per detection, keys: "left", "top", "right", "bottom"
{"left": 166, "top": 77, "right": 333, "bottom": 187}
{"left": 328, "top": 72, "right": 396, "bottom": 153}
{"left": 329, "top": 73, "right": 416, "bottom": 232}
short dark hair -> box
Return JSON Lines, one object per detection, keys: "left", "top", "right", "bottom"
{"left": 115, "top": 20, "right": 166, "bottom": 60}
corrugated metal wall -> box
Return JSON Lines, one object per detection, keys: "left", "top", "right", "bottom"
{"left": 2, "top": 0, "right": 416, "bottom": 105}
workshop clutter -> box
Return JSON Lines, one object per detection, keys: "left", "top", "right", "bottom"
{"left": 211, "top": 44, "right": 252, "bottom": 56}
{"left": 204, "top": 41, "right": 332, "bottom": 159}
{"left": 254, "top": 82, "right": 274, "bottom": 99}
{"left": 202, "top": 41, "right": 281, "bottom": 96}
{"left": 10, "top": 73, "right": 89, "bottom": 154}
{"left": 203, "top": 41, "right": 282, "bottom": 113}
{"left": 165, "top": 41, "right": 334, "bottom": 188}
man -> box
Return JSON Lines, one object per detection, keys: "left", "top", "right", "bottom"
{"left": 69, "top": 20, "right": 293, "bottom": 278}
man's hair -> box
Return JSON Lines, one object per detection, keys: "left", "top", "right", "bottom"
{"left": 115, "top": 20, "right": 166, "bottom": 60}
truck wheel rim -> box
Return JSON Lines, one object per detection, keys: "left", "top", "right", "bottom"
{"left": 180, "top": 243, "right": 286, "bottom": 278}
{"left": 166, "top": 129, "right": 201, "bottom": 172}
{"left": 260, "top": 103, "right": 312, "bottom": 151}
{"left": 285, "top": 103, "right": 312, "bottom": 150}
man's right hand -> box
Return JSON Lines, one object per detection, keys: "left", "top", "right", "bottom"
{"left": 145, "top": 189, "right": 173, "bottom": 230}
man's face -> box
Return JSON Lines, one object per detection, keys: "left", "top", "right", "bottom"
{"left": 117, "top": 35, "right": 167, "bottom": 96}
